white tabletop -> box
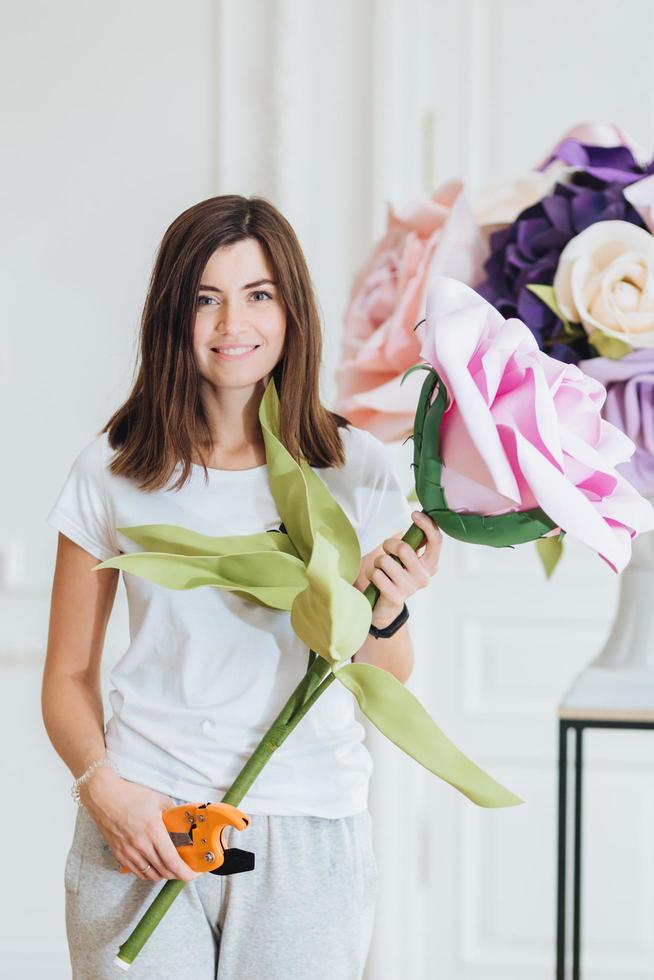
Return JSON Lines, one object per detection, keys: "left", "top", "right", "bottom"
{"left": 558, "top": 705, "right": 654, "bottom": 723}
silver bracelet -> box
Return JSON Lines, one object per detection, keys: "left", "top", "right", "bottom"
{"left": 71, "top": 756, "right": 119, "bottom": 806}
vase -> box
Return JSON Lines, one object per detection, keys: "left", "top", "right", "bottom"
{"left": 561, "top": 492, "right": 654, "bottom": 713}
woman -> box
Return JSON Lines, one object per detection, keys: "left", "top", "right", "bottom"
{"left": 42, "top": 194, "right": 441, "bottom": 979}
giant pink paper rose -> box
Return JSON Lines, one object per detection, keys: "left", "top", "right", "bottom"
{"left": 334, "top": 180, "right": 487, "bottom": 441}
{"left": 420, "top": 276, "right": 654, "bottom": 572}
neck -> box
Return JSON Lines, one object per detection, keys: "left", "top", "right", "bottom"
{"left": 198, "top": 377, "right": 268, "bottom": 460}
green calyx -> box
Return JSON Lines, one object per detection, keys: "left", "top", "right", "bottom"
{"left": 404, "top": 362, "right": 561, "bottom": 547}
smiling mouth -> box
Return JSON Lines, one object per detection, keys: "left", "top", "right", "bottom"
{"left": 210, "top": 345, "right": 260, "bottom": 360}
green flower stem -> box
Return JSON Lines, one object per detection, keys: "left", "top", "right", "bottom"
{"left": 221, "top": 654, "right": 332, "bottom": 806}
{"left": 115, "top": 653, "right": 332, "bottom": 969}
{"left": 115, "top": 878, "right": 187, "bottom": 969}
{"left": 116, "top": 520, "right": 425, "bottom": 968}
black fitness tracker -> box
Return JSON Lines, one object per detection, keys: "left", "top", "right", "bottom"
{"left": 368, "top": 602, "right": 410, "bottom": 639}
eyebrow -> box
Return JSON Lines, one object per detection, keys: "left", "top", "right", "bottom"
{"left": 198, "top": 279, "right": 277, "bottom": 293}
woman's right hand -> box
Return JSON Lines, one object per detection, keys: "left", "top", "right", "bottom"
{"left": 79, "top": 766, "right": 202, "bottom": 883}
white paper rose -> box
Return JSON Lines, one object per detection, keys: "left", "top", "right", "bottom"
{"left": 472, "top": 160, "right": 569, "bottom": 230}
{"left": 553, "top": 220, "right": 654, "bottom": 349}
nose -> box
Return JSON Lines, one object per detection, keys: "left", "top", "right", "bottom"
{"left": 218, "top": 302, "right": 252, "bottom": 331}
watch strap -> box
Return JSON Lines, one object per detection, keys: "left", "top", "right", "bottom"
{"left": 368, "top": 602, "right": 409, "bottom": 639}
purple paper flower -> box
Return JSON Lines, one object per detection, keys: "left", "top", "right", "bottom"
{"left": 539, "top": 139, "right": 650, "bottom": 187}
{"left": 579, "top": 348, "right": 654, "bottom": 496}
{"left": 477, "top": 179, "right": 648, "bottom": 363}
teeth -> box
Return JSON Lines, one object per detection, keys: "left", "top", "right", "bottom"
{"left": 214, "top": 346, "right": 256, "bottom": 355}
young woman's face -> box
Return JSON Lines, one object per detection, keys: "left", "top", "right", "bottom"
{"left": 193, "top": 237, "right": 286, "bottom": 391}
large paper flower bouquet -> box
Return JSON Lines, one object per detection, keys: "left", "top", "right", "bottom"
{"left": 336, "top": 122, "right": 654, "bottom": 575}
{"left": 98, "top": 273, "right": 653, "bottom": 968}
{"left": 476, "top": 125, "right": 654, "bottom": 570}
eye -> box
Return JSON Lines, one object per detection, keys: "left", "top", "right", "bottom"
{"left": 197, "top": 291, "right": 273, "bottom": 306}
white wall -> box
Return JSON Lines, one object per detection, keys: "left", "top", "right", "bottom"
{"left": 2, "top": 1, "right": 654, "bottom": 977}
{"left": 2, "top": 2, "right": 218, "bottom": 975}
{"left": 367, "top": 3, "right": 654, "bottom": 978}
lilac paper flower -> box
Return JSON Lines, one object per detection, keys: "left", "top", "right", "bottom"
{"left": 579, "top": 348, "right": 654, "bottom": 495}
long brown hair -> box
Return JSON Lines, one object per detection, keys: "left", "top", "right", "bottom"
{"left": 100, "top": 195, "right": 351, "bottom": 491}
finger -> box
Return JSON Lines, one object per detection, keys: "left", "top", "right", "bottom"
{"left": 124, "top": 825, "right": 170, "bottom": 881}
{"left": 370, "top": 564, "right": 405, "bottom": 607}
{"left": 409, "top": 512, "right": 429, "bottom": 552}
{"left": 151, "top": 839, "right": 186, "bottom": 880}
{"left": 412, "top": 510, "right": 442, "bottom": 541}
{"left": 132, "top": 835, "right": 172, "bottom": 880}
{"left": 412, "top": 509, "right": 441, "bottom": 531}
{"left": 410, "top": 513, "right": 442, "bottom": 569}
{"left": 138, "top": 843, "right": 170, "bottom": 881}
{"left": 154, "top": 797, "right": 194, "bottom": 879}
{"left": 120, "top": 845, "right": 162, "bottom": 881}
{"left": 153, "top": 824, "right": 201, "bottom": 881}
{"left": 382, "top": 540, "right": 431, "bottom": 585}
{"left": 375, "top": 552, "right": 425, "bottom": 598}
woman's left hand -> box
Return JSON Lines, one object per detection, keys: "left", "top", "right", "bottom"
{"left": 368, "top": 510, "right": 443, "bottom": 630}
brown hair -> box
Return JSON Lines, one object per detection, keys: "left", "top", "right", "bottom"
{"left": 99, "top": 194, "right": 351, "bottom": 491}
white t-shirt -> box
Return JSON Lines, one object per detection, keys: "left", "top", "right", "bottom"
{"left": 46, "top": 424, "right": 414, "bottom": 817}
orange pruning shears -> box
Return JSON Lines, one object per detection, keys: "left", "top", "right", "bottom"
{"left": 119, "top": 801, "right": 255, "bottom": 876}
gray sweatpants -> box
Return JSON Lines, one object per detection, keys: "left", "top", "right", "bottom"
{"left": 64, "top": 797, "right": 378, "bottom": 979}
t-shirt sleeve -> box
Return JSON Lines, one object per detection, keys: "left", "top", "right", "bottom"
{"left": 45, "top": 436, "right": 118, "bottom": 561}
{"left": 356, "top": 429, "right": 415, "bottom": 556}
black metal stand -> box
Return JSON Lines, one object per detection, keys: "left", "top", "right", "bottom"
{"left": 556, "top": 714, "right": 654, "bottom": 979}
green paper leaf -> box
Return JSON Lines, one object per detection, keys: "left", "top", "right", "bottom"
{"left": 587, "top": 329, "right": 633, "bottom": 360}
{"left": 535, "top": 534, "right": 564, "bottom": 578}
{"left": 258, "top": 380, "right": 362, "bottom": 584}
{"left": 115, "top": 524, "right": 301, "bottom": 559}
{"left": 290, "top": 530, "right": 371, "bottom": 666}
{"left": 300, "top": 458, "right": 362, "bottom": 584}
{"left": 95, "top": 549, "right": 307, "bottom": 610}
{"left": 401, "top": 361, "right": 434, "bottom": 384}
{"left": 526, "top": 284, "right": 576, "bottom": 336}
{"left": 335, "top": 662, "right": 522, "bottom": 808}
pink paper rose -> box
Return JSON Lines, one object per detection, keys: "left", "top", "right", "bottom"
{"left": 334, "top": 180, "right": 487, "bottom": 441}
{"left": 420, "top": 276, "right": 654, "bottom": 572}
